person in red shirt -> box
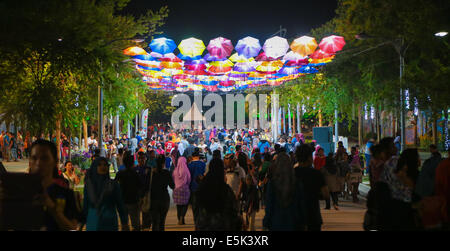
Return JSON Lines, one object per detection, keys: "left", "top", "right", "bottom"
{"left": 313, "top": 147, "right": 326, "bottom": 171}
{"left": 165, "top": 136, "right": 175, "bottom": 154}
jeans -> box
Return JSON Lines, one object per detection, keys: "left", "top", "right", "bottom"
{"left": 150, "top": 199, "right": 170, "bottom": 231}
{"left": 125, "top": 203, "right": 141, "bottom": 231}
{"left": 351, "top": 183, "right": 359, "bottom": 202}
{"left": 177, "top": 205, "right": 189, "bottom": 224}
{"left": 190, "top": 193, "right": 198, "bottom": 223}
{"left": 325, "top": 192, "right": 339, "bottom": 208}
{"left": 142, "top": 211, "right": 152, "bottom": 229}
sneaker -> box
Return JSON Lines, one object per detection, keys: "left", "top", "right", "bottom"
{"left": 334, "top": 205, "right": 339, "bottom": 210}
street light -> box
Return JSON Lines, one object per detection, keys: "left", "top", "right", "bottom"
{"left": 356, "top": 32, "right": 408, "bottom": 153}
{"left": 97, "top": 36, "right": 145, "bottom": 157}
{"left": 435, "top": 31, "right": 448, "bottom": 37}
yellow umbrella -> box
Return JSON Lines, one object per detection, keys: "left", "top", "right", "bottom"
{"left": 209, "top": 60, "right": 234, "bottom": 67}
{"left": 260, "top": 60, "right": 284, "bottom": 68}
{"left": 290, "top": 36, "right": 318, "bottom": 57}
{"left": 178, "top": 38, "right": 206, "bottom": 57}
{"left": 229, "top": 53, "right": 254, "bottom": 63}
{"left": 123, "top": 46, "right": 147, "bottom": 56}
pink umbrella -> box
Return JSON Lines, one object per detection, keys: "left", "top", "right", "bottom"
{"left": 207, "top": 37, "right": 234, "bottom": 59}
{"left": 310, "top": 49, "right": 334, "bottom": 59}
{"left": 319, "top": 35, "right": 346, "bottom": 54}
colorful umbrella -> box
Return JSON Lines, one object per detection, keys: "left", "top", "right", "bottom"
{"left": 263, "top": 36, "right": 289, "bottom": 59}
{"left": 123, "top": 46, "right": 147, "bottom": 56}
{"left": 278, "top": 67, "right": 299, "bottom": 75}
{"left": 132, "top": 54, "right": 156, "bottom": 61}
{"left": 283, "top": 51, "right": 306, "bottom": 61}
{"left": 290, "top": 36, "right": 318, "bottom": 56}
{"left": 178, "top": 38, "right": 206, "bottom": 57}
{"left": 235, "top": 37, "right": 261, "bottom": 58}
{"left": 149, "top": 37, "right": 177, "bottom": 55}
{"left": 208, "top": 66, "right": 233, "bottom": 75}
{"left": 310, "top": 49, "right": 334, "bottom": 59}
{"left": 233, "top": 62, "right": 257, "bottom": 73}
{"left": 299, "top": 66, "right": 319, "bottom": 74}
{"left": 178, "top": 53, "right": 202, "bottom": 61}
{"left": 255, "top": 52, "right": 278, "bottom": 61}
{"left": 207, "top": 37, "right": 234, "bottom": 59}
{"left": 319, "top": 35, "right": 346, "bottom": 54}
{"left": 209, "top": 60, "right": 234, "bottom": 67}
{"left": 229, "top": 53, "right": 254, "bottom": 63}
{"left": 159, "top": 53, "right": 182, "bottom": 62}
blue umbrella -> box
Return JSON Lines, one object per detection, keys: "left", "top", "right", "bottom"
{"left": 178, "top": 53, "right": 202, "bottom": 61}
{"left": 298, "top": 66, "right": 318, "bottom": 74}
{"left": 235, "top": 37, "right": 261, "bottom": 58}
{"left": 150, "top": 37, "right": 177, "bottom": 55}
{"left": 132, "top": 54, "right": 156, "bottom": 61}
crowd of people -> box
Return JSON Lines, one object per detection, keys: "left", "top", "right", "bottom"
{"left": 0, "top": 124, "right": 449, "bottom": 231}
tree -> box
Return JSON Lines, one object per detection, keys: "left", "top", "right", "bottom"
{"left": 0, "top": 0, "right": 169, "bottom": 138}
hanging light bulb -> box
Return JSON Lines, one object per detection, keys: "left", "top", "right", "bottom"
{"left": 364, "top": 104, "right": 368, "bottom": 120}
{"left": 405, "top": 89, "right": 410, "bottom": 110}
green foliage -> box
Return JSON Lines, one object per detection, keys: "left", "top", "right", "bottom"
{"left": 0, "top": 0, "right": 169, "bottom": 135}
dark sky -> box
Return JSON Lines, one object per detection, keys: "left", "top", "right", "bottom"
{"left": 122, "top": 0, "right": 338, "bottom": 43}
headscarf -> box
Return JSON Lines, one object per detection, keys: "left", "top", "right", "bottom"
{"left": 314, "top": 145, "right": 322, "bottom": 156}
{"left": 299, "top": 133, "right": 305, "bottom": 144}
{"left": 173, "top": 157, "right": 191, "bottom": 189}
{"left": 178, "top": 142, "right": 185, "bottom": 156}
{"left": 380, "top": 156, "right": 412, "bottom": 203}
{"left": 272, "top": 153, "right": 296, "bottom": 208}
{"left": 85, "top": 158, "right": 112, "bottom": 206}
{"left": 226, "top": 145, "right": 236, "bottom": 155}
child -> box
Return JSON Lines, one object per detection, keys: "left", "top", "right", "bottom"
{"left": 243, "top": 175, "right": 260, "bottom": 231}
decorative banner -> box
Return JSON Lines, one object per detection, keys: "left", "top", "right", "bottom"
{"left": 141, "top": 109, "right": 149, "bottom": 138}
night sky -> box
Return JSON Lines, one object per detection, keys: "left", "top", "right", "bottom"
{"left": 122, "top": 0, "right": 338, "bottom": 43}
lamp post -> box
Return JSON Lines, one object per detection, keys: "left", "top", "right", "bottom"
{"left": 97, "top": 37, "right": 144, "bottom": 157}
{"left": 356, "top": 33, "right": 408, "bottom": 153}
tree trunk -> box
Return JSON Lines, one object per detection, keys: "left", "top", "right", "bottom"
{"left": 358, "top": 105, "right": 363, "bottom": 147}
{"left": 444, "top": 109, "right": 449, "bottom": 151}
{"left": 56, "top": 114, "right": 62, "bottom": 164}
{"left": 69, "top": 131, "right": 72, "bottom": 161}
{"left": 319, "top": 109, "right": 323, "bottom": 127}
{"left": 432, "top": 114, "right": 438, "bottom": 145}
{"left": 83, "top": 118, "right": 88, "bottom": 150}
{"left": 376, "top": 108, "right": 381, "bottom": 143}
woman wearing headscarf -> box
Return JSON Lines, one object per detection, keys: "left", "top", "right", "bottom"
{"left": 263, "top": 152, "right": 307, "bottom": 231}
{"left": 322, "top": 153, "right": 340, "bottom": 210}
{"left": 172, "top": 157, "right": 191, "bottom": 225}
{"left": 194, "top": 158, "right": 242, "bottom": 231}
{"left": 82, "top": 157, "right": 129, "bottom": 231}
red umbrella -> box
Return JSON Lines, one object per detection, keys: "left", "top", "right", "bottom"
{"left": 310, "top": 49, "right": 334, "bottom": 59}
{"left": 319, "top": 35, "right": 346, "bottom": 54}
{"left": 207, "top": 37, "right": 234, "bottom": 59}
